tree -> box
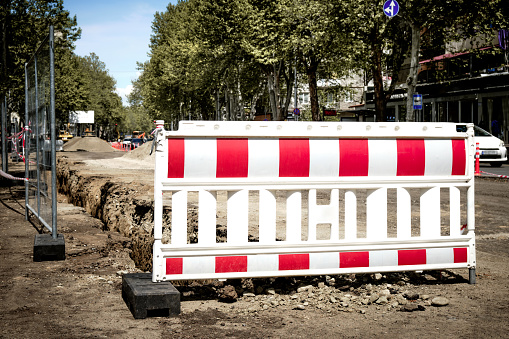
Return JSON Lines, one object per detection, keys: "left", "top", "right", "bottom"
{"left": 344, "top": 0, "right": 410, "bottom": 122}
{"left": 395, "top": 0, "right": 508, "bottom": 121}
{"left": 139, "top": 1, "right": 217, "bottom": 124}
{"left": 0, "top": 0, "right": 81, "bottom": 118}
{"left": 397, "top": 0, "right": 465, "bottom": 121}
{"left": 123, "top": 78, "right": 154, "bottom": 133}
{"left": 283, "top": 0, "right": 357, "bottom": 121}
{"left": 194, "top": 0, "right": 269, "bottom": 120}
{"left": 54, "top": 46, "right": 89, "bottom": 122}
{"left": 78, "top": 53, "right": 123, "bottom": 137}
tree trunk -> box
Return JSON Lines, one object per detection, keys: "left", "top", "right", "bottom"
{"left": 372, "top": 47, "right": 385, "bottom": 122}
{"left": 307, "top": 57, "right": 320, "bottom": 121}
{"left": 274, "top": 62, "right": 284, "bottom": 121}
{"left": 237, "top": 77, "right": 244, "bottom": 120}
{"left": 224, "top": 89, "right": 230, "bottom": 121}
{"left": 267, "top": 72, "right": 277, "bottom": 121}
{"left": 406, "top": 24, "right": 420, "bottom": 122}
{"left": 282, "top": 65, "right": 294, "bottom": 119}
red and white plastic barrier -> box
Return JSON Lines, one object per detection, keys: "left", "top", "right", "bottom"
{"left": 152, "top": 121, "right": 476, "bottom": 283}
{"left": 110, "top": 142, "right": 132, "bottom": 151}
{"left": 166, "top": 138, "right": 467, "bottom": 179}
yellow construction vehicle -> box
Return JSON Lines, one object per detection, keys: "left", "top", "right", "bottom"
{"left": 58, "top": 123, "right": 74, "bottom": 142}
{"left": 83, "top": 128, "right": 94, "bottom": 137}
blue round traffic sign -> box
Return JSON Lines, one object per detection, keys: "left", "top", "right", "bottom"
{"left": 293, "top": 108, "right": 300, "bottom": 115}
{"left": 383, "top": 0, "right": 399, "bottom": 18}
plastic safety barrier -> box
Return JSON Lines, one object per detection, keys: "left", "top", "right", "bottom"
{"left": 152, "top": 121, "right": 476, "bottom": 284}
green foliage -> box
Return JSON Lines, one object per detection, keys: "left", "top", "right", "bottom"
{"left": 135, "top": 0, "right": 508, "bottom": 123}
{"left": 77, "top": 53, "right": 123, "bottom": 135}
{"left": 0, "top": 0, "right": 82, "bottom": 117}
{"left": 122, "top": 78, "right": 154, "bottom": 133}
{"left": 55, "top": 46, "right": 89, "bottom": 121}
{"left": 138, "top": 1, "right": 216, "bottom": 123}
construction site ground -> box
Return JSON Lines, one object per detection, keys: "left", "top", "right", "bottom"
{"left": 1, "top": 137, "right": 509, "bottom": 338}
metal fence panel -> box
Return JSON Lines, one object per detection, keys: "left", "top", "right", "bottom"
{"left": 24, "top": 26, "right": 57, "bottom": 237}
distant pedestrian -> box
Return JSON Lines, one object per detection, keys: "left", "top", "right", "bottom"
{"left": 492, "top": 119, "right": 501, "bottom": 138}
{"left": 479, "top": 118, "right": 488, "bottom": 130}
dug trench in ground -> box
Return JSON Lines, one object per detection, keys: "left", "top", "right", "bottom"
{"left": 57, "top": 154, "right": 156, "bottom": 271}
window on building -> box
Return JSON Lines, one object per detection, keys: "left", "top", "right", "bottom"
{"left": 326, "top": 93, "right": 335, "bottom": 104}
{"left": 299, "top": 93, "right": 310, "bottom": 105}
{"left": 344, "top": 91, "right": 354, "bottom": 103}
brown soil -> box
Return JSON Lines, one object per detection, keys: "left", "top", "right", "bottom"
{"left": 1, "top": 144, "right": 509, "bottom": 338}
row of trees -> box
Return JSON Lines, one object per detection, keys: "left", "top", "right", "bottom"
{"left": 137, "top": 0, "right": 508, "bottom": 123}
{"left": 0, "top": 0, "right": 131, "bottom": 138}
{"left": 2, "top": 0, "right": 508, "bottom": 132}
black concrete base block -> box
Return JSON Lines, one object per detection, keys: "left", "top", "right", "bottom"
{"left": 33, "top": 234, "right": 65, "bottom": 262}
{"left": 122, "top": 273, "right": 180, "bottom": 319}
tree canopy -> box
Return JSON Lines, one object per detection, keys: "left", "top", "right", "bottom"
{"left": 3, "top": 0, "right": 508, "bottom": 128}
{"left": 1, "top": 0, "right": 81, "bottom": 118}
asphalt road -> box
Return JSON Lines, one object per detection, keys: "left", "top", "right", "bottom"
{"left": 478, "top": 161, "right": 509, "bottom": 177}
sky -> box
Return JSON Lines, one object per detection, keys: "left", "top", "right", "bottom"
{"left": 64, "top": 0, "right": 177, "bottom": 105}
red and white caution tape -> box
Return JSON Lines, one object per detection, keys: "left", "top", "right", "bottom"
{"left": 0, "top": 170, "right": 28, "bottom": 182}
{"left": 480, "top": 170, "right": 509, "bottom": 179}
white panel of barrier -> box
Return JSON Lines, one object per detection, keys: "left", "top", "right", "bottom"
{"left": 152, "top": 121, "right": 476, "bottom": 284}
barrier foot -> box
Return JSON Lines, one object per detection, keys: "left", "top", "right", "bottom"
{"left": 469, "top": 268, "right": 476, "bottom": 285}
{"left": 33, "top": 234, "right": 65, "bottom": 262}
{"left": 122, "top": 273, "right": 180, "bottom": 319}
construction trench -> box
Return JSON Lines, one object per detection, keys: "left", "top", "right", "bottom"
{"left": 56, "top": 138, "right": 159, "bottom": 272}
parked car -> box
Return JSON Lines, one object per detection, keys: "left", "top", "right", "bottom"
{"left": 474, "top": 126, "right": 507, "bottom": 167}
{"left": 122, "top": 137, "right": 132, "bottom": 146}
{"left": 130, "top": 138, "right": 145, "bottom": 149}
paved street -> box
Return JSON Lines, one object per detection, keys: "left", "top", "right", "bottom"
{"left": 478, "top": 161, "right": 509, "bottom": 177}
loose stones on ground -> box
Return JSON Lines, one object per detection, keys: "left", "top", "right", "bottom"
{"left": 195, "top": 272, "right": 454, "bottom": 315}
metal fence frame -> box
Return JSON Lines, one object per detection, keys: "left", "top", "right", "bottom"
{"left": 1, "top": 96, "right": 7, "bottom": 173}
{"left": 24, "top": 26, "right": 58, "bottom": 238}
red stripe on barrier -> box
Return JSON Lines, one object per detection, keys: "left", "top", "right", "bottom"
{"left": 451, "top": 139, "right": 466, "bottom": 175}
{"left": 166, "top": 258, "right": 183, "bottom": 275}
{"left": 338, "top": 139, "right": 369, "bottom": 176}
{"left": 397, "top": 139, "right": 425, "bottom": 176}
{"left": 398, "top": 249, "right": 427, "bottom": 265}
{"left": 216, "top": 138, "right": 249, "bottom": 178}
{"left": 279, "top": 139, "right": 310, "bottom": 177}
{"left": 167, "top": 138, "right": 185, "bottom": 178}
{"left": 340, "top": 251, "right": 370, "bottom": 268}
{"left": 215, "top": 256, "right": 248, "bottom": 273}
{"left": 279, "top": 253, "right": 310, "bottom": 270}
{"left": 453, "top": 247, "right": 468, "bottom": 263}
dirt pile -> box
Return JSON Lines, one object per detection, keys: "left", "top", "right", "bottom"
{"left": 63, "top": 136, "right": 118, "bottom": 152}
{"left": 122, "top": 141, "right": 155, "bottom": 163}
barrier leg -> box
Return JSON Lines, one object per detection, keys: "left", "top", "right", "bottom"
{"left": 469, "top": 267, "right": 476, "bottom": 284}
{"left": 122, "top": 273, "right": 180, "bottom": 319}
{"left": 33, "top": 233, "right": 65, "bottom": 261}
